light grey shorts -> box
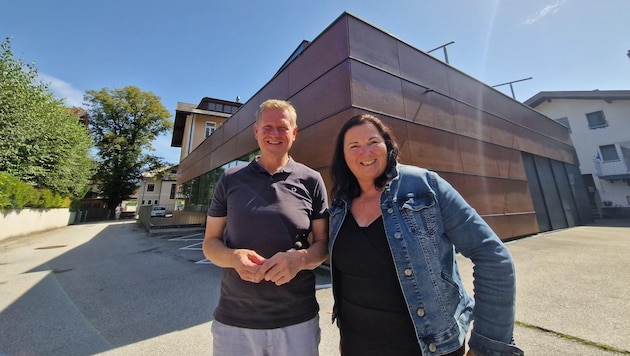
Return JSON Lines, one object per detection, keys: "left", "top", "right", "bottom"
{"left": 211, "top": 315, "right": 320, "bottom": 356}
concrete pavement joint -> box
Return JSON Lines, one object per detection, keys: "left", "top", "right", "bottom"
{"left": 515, "top": 321, "right": 630, "bottom": 354}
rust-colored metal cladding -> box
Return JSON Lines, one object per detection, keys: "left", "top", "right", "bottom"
{"left": 175, "top": 12, "right": 592, "bottom": 240}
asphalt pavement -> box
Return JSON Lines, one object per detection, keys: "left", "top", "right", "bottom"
{"left": 0, "top": 218, "right": 628, "bottom": 355}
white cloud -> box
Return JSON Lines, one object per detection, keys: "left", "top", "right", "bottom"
{"left": 38, "top": 73, "right": 84, "bottom": 108}
{"left": 522, "top": 0, "right": 567, "bottom": 25}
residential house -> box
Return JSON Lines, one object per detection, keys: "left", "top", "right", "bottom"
{"left": 171, "top": 97, "right": 242, "bottom": 162}
{"left": 525, "top": 90, "right": 630, "bottom": 218}
{"left": 138, "top": 165, "right": 179, "bottom": 210}
{"left": 171, "top": 12, "right": 592, "bottom": 239}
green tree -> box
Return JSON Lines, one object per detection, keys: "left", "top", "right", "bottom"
{"left": 84, "top": 86, "right": 172, "bottom": 215}
{"left": 0, "top": 38, "right": 95, "bottom": 198}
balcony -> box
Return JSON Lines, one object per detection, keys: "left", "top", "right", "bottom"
{"left": 594, "top": 156, "right": 630, "bottom": 181}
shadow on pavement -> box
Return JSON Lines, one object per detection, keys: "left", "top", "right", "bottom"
{"left": 0, "top": 222, "right": 222, "bottom": 355}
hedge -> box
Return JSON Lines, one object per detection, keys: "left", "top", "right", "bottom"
{"left": 0, "top": 172, "right": 69, "bottom": 209}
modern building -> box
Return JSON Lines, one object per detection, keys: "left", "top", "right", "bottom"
{"left": 172, "top": 12, "right": 592, "bottom": 240}
{"left": 525, "top": 90, "right": 630, "bottom": 218}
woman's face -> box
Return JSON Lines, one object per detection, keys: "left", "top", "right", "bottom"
{"left": 343, "top": 122, "right": 388, "bottom": 186}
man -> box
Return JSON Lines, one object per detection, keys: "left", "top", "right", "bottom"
{"left": 203, "top": 99, "right": 329, "bottom": 356}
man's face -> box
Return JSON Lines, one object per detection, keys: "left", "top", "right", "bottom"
{"left": 254, "top": 108, "right": 298, "bottom": 157}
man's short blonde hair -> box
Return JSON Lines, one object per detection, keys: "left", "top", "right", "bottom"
{"left": 256, "top": 99, "right": 297, "bottom": 127}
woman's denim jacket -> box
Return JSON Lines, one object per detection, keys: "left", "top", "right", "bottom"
{"left": 328, "top": 164, "right": 523, "bottom": 356}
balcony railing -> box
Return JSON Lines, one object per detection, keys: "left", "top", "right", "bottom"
{"left": 594, "top": 156, "right": 630, "bottom": 179}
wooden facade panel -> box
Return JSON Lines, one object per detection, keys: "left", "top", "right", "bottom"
{"left": 477, "top": 85, "right": 512, "bottom": 119}
{"left": 482, "top": 216, "right": 512, "bottom": 241}
{"left": 236, "top": 99, "right": 258, "bottom": 133}
{"left": 350, "top": 61, "right": 405, "bottom": 118}
{"left": 507, "top": 213, "right": 540, "bottom": 238}
{"left": 513, "top": 129, "right": 577, "bottom": 165}
{"left": 496, "top": 146, "right": 527, "bottom": 180}
{"left": 502, "top": 179, "right": 535, "bottom": 214}
{"left": 452, "top": 101, "right": 493, "bottom": 142}
{"left": 384, "top": 117, "right": 412, "bottom": 164}
{"left": 258, "top": 69, "right": 289, "bottom": 105}
{"left": 398, "top": 42, "right": 450, "bottom": 95}
{"left": 290, "top": 110, "right": 353, "bottom": 171}
{"left": 487, "top": 114, "right": 517, "bottom": 148}
{"left": 457, "top": 137, "right": 501, "bottom": 177}
{"left": 215, "top": 139, "right": 239, "bottom": 168}
{"left": 461, "top": 175, "right": 507, "bottom": 215}
{"left": 405, "top": 125, "right": 463, "bottom": 172}
{"left": 288, "top": 16, "right": 350, "bottom": 96}
{"left": 483, "top": 213, "right": 539, "bottom": 241}
{"left": 348, "top": 16, "right": 400, "bottom": 76}
{"left": 290, "top": 63, "right": 352, "bottom": 128}
{"left": 512, "top": 126, "right": 545, "bottom": 157}
{"left": 402, "top": 81, "right": 456, "bottom": 132}
{"left": 220, "top": 114, "right": 239, "bottom": 143}
{"left": 445, "top": 70, "right": 487, "bottom": 109}
{"left": 233, "top": 128, "right": 257, "bottom": 163}
{"left": 508, "top": 101, "right": 572, "bottom": 146}
{"left": 438, "top": 171, "right": 466, "bottom": 193}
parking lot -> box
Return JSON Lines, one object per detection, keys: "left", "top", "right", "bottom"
{"left": 1, "top": 219, "right": 628, "bottom": 355}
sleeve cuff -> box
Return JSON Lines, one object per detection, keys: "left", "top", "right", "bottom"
{"left": 469, "top": 330, "right": 524, "bottom": 356}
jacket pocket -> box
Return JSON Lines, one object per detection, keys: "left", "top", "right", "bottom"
{"left": 397, "top": 192, "right": 438, "bottom": 235}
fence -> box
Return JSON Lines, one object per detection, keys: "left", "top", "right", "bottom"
{"left": 136, "top": 204, "right": 206, "bottom": 231}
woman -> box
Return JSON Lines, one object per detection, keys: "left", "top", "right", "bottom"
{"left": 328, "top": 114, "right": 523, "bottom": 356}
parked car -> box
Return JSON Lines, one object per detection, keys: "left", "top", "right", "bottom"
{"left": 150, "top": 206, "right": 172, "bottom": 218}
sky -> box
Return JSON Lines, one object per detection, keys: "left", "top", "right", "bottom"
{"left": 2, "top": 0, "right": 629, "bottom": 165}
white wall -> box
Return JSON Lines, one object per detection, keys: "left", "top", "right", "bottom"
{"left": 0, "top": 208, "right": 71, "bottom": 242}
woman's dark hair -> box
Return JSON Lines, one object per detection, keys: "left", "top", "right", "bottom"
{"left": 330, "top": 114, "right": 399, "bottom": 202}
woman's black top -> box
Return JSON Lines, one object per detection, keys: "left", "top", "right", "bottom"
{"left": 332, "top": 213, "right": 422, "bottom": 355}
{"left": 332, "top": 213, "right": 465, "bottom": 356}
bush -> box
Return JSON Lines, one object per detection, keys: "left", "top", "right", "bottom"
{"left": 0, "top": 172, "right": 68, "bottom": 209}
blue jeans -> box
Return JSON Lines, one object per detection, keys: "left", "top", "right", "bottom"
{"left": 211, "top": 315, "right": 320, "bottom": 356}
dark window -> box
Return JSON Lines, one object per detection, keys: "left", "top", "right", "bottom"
{"left": 555, "top": 117, "right": 571, "bottom": 133}
{"left": 170, "top": 184, "right": 176, "bottom": 199}
{"left": 147, "top": 184, "right": 155, "bottom": 192}
{"left": 599, "top": 144, "right": 619, "bottom": 161}
{"left": 205, "top": 122, "right": 216, "bottom": 138}
{"left": 586, "top": 111, "right": 607, "bottom": 129}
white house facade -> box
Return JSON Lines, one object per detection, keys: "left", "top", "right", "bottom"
{"left": 137, "top": 166, "right": 178, "bottom": 209}
{"left": 525, "top": 90, "right": 630, "bottom": 218}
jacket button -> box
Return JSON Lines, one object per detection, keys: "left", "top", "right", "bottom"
{"left": 394, "top": 232, "right": 402, "bottom": 239}
{"left": 429, "top": 343, "right": 437, "bottom": 352}
{"left": 404, "top": 269, "right": 413, "bottom": 276}
{"left": 416, "top": 308, "right": 425, "bottom": 317}
{"left": 387, "top": 208, "right": 393, "bottom": 214}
